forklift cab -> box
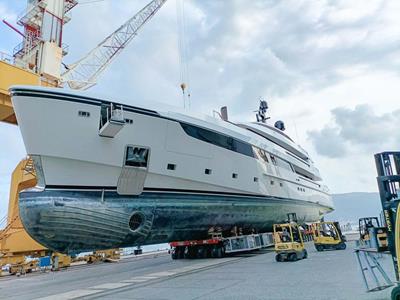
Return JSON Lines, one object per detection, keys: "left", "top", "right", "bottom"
{"left": 358, "top": 217, "right": 388, "bottom": 251}
{"left": 273, "top": 222, "right": 307, "bottom": 262}
{"left": 313, "top": 221, "right": 346, "bottom": 251}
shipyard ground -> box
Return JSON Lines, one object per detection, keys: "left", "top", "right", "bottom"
{"left": 0, "top": 242, "right": 394, "bottom": 300}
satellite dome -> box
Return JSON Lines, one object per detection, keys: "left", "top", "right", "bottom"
{"left": 274, "top": 120, "right": 285, "bottom": 131}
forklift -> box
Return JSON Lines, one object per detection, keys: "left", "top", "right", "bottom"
{"left": 358, "top": 217, "right": 388, "bottom": 251}
{"left": 313, "top": 221, "right": 346, "bottom": 251}
{"left": 355, "top": 152, "right": 400, "bottom": 298}
{"left": 273, "top": 213, "right": 307, "bottom": 262}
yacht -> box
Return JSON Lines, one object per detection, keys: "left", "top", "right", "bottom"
{"left": 10, "top": 86, "right": 333, "bottom": 252}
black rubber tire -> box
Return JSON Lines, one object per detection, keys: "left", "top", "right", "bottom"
{"left": 196, "top": 246, "right": 207, "bottom": 259}
{"left": 315, "top": 245, "right": 324, "bottom": 252}
{"left": 211, "top": 246, "right": 223, "bottom": 258}
{"left": 183, "top": 246, "right": 191, "bottom": 259}
{"left": 275, "top": 254, "right": 283, "bottom": 262}
{"left": 177, "top": 247, "right": 184, "bottom": 259}
{"left": 339, "top": 243, "right": 346, "bottom": 250}
{"left": 171, "top": 249, "right": 178, "bottom": 260}
{"left": 288, "top": 253, "right": 297, "bottom": 261}
{"left": 205, "top": 246, "right": 212, "bottom": 258}
{"left": 391, "top": 286, "right": 400, "bottom": 300}
{"left": 303, "top": 249, "right": 308, "bottom": 259}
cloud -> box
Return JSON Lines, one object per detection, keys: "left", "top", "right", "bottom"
{"left": 308, "top": 126, "right": 347, "bottom": 158}
{"left": 2, "top": 0, "right": 400, "bottom": 219}
{"left": 62, "top": 0, "right": 400, "bottom": 115}
{"left": 308, "top": 104, "right": 400, "bottom": 158}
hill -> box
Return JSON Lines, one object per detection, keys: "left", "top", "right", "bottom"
{"left": 326, "top": 192, "right": 382, "bottom": 223}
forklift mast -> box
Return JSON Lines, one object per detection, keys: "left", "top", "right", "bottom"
{"left": 333, "top": 221, "right": 344, "bottom": 239}
{"left": 374, "top": 152, "right": 400, "bottom": 281}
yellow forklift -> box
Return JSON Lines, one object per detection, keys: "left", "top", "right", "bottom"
{"left": 273, "top": 213, "right": 307, "bottom": 262}
{"left": 358, "top": 217, "right": 388, "bottom": 251}
{"left": 313, "top": 221, "right": 346, "bottom": 251}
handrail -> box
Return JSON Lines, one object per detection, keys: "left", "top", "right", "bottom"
{"left": 0, "top": 51, "right": 13, "bottom": 64}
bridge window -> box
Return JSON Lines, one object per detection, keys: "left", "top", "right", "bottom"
{"left": 275, "top": 157, "right": 293, "bottom": 172}
{"left": 180, "top": 123, "right": 254, "bottom": 158}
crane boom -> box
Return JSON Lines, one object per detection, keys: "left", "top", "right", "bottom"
{"left": 61, "top": 0, "right": 168, "bottom": 90}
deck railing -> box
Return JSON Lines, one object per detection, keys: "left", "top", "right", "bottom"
{"left": 0, "top": 51, "right": 13, "bottom": 64}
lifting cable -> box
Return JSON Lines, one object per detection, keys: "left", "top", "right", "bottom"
{"left": 79, "top": 0, "right": 106, "bottom": 5}
{"left": 0, "top": 214, "right": 7, "bottom": 229}
{"left": 176, "top": 0, "right": 191, "bottom": 109}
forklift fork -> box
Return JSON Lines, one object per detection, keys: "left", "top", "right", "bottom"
{"left": 355, "top": 248, "right": 393, "bottom": 292}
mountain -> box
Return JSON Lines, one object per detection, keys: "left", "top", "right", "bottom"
{"left": 325, "top": 192, "right": 383, "bottom": 223}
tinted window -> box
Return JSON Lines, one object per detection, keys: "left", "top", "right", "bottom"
{"left": 180, "top": 123, "right": 254, "bottom": 158}
{"left": 275, "top": 157, "right": 293, "bottom": 172}
{"left": 295, "top": 170, "right": 313, "bottom": 180}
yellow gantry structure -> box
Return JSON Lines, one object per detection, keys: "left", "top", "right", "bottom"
{"left": 0, "top": 159, "right": 47, "bottom": 266}
{"left": 0, "top": 60, "right": 50, "bottom": 271}
{"left": 0, "top": 60, "right": 40, "bottom": 124}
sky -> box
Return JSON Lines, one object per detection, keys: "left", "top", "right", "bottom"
{"left": 1, "top": 0, "right": 400, "bottom": 218}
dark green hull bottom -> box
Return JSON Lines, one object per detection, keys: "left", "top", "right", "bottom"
{"left": 19, "top": 189, "right": 332, "bottom": 253}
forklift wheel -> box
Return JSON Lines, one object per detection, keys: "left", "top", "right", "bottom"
{"left": 275, "top": 253, "right": 284, "bottom": 262}
{"left": 302, "top": 249, "right": 308, "bottom": 259}
{"left": 391, "top": 285, "right": 400, "bottom": 300}
{"left": 288, "top": 253, "right": 298, "bottom": 261}
{"left": 338, "top": 243, "right": 346, "bottom": 250}
{"left": 315, "top": 245, "right": 324, "bottom": 252}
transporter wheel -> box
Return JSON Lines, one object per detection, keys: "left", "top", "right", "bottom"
{"left": 275, "top": 253, "right": 284, "bottom": 262}
{"left": 196, "top": 246, "right": 207, "bottom": 259}
{"left": 171, "top": 249, "right": 178, "bottom": 260}
{"left": 391, "top": 286, "right": 400, "bottom": 300}
{"left": 315, "top": 245, "right": 324, "bottom": 252}
{"left": 186, "top": 246, "right": 197, "bottom": 259}
{"left": 205, "top": 246, "right": 212, "bottom": 258}
{"left": 211, "top": 246, "right": 223, "bottom": 258}
{"left": 302, "top": 249, "right": 308, "bottom": 259}
{"left": 177, "top": 247, "right": 185, "bottom": 259}
{"left": 288, "top": 253, "right": 297, "bottom": 261}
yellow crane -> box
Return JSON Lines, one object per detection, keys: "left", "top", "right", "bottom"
{"left": 0, "top": 57, "right": 39, "bottom": 124}
{"left": 1, "top": 0, "right": 168, "bottom": 274}
{"left": 0, "top": 0, "right": 77, "bottom": 274}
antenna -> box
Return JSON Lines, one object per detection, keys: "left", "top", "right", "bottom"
{"left": 255, "top": 99, "right": 270, "bottom": 123}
